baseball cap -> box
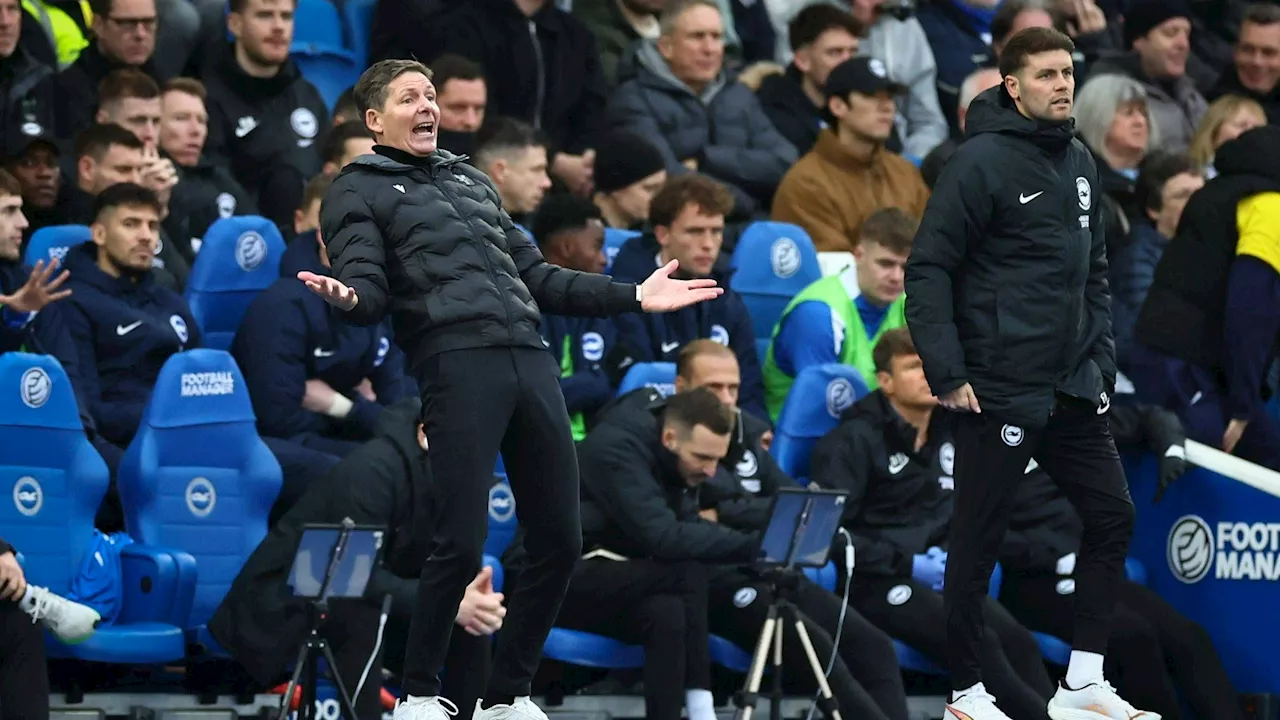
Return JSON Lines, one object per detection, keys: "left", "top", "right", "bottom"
{"left": 824, "top": 56, "right": 905, "bottom": 100}
{"left": 4, "top": 121, "right": 60, "bottom": 164}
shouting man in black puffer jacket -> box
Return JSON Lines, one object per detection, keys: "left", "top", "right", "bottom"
{"left": 299, "top": 59, "right": 725, "bottom": 720}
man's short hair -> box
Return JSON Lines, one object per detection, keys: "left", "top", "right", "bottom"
{"left": 858, "top": 207, "right": 918, "bottom": 255}
{"left": 323, "top": 120, "right": 373, "bottom": 166}
{"left": 431, "top": 53, "right": 485, "bottom": 90}
{"left": 788, "top": 3, "right": 862, "bottom": 52}
{"left": 0, "top": 169, "right": 21, "bottom": 198}
{"left": 353, "top": 59, "right": 434, "bottom": 119}
{"left": 472, "top": 117, "right": 548, "bottom": 170}
{"left": 676, "top": 339, "right": 736, "bottom": 380}
{"left": 92, "top": 182, "right": 162, "bottom": 222}
{"left": 659, "top": 0, "right": 719, "bottom": 37}
{"left": 75, "top": 123, "right": 144, "bottom": 161}
{"left": 99, "top": 68, "right": 161, "bottom": 107}
{"left": 997, "top": 26, "right": 1076, "bottom": 77}
{"left": 531, "top": 193, "right": 601, "bottom": 250}
{"left": 228, "top": 0, "right": 297, "bottom": 14}
{"left": 1135, "top": 151, "right": 1198, "bottom": 213}
{"left": 302, "top": 172, "right": 334, "bottom": 213}
{"left": 164, "top": 76, "right": 207, "bottom": 102}
{"left": 663, "top": 386, "right": 735, "bottom": 436}
{"left": 333, "top": 86, "right": 358, "bottom": 121}
{"left": 872, "top": 327, "right": 917, "bottom": 374}
{"left": 648, "top": 174, "right": 734, "bottom": 229}
{"left": 1244, "top": 2, "right": 1280, "bottom": 27}
{"left": 990, "top": 0, "right": 1061, "bottom": 47}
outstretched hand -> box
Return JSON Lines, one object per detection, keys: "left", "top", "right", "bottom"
{"left": 297, "top": 271, "right": 358, "bottom": 311}
{"left": 639, "top": 259, "right": 724, "bottom": 312}
{"left": 0, "top": 259, "right": 71, "bottom": 314}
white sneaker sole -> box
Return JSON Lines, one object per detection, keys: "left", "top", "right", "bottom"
{"left": 1048, "top": 699, "right": 1161, "bottom": 720}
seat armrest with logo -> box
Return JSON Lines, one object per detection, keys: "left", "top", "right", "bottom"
{"left": 118, "top": 544, "right": 198, "bottom": 629}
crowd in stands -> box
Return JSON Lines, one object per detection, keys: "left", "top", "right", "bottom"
{"left": 2, "top": 0, "right": 1279, "bottom": 718}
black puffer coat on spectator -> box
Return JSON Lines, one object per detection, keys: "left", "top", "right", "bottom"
{"left": 322, "top": 145, "right": 642, "bottom": 375}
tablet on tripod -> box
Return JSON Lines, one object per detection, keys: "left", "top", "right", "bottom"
{"left": 288, "top": 523, "right": 386, "bottom": 600}
{"left": 755, "top": 487, "right": 849, "bottom": 571}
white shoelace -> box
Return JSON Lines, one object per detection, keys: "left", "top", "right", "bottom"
{"left": 1097, "top": 681, "right": 1140, "bottom": 713}
{"left": 25, "top": 589, "right": 55, "bottom": 626}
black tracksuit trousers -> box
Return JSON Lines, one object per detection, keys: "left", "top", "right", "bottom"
{"left": 555, "top": 559, "right": 712, "bottom": 720}
{"left": 401, "top": 347, "right": 582, "bottom": 699}
{"left": 1001, "top": 574, "right": 1245, "bottom": 720}
{"left": 0, "top": 599, "right": 48, "bottom": 720}
{"left": 946, "top": 396, "right": 1135, "bottom": 692}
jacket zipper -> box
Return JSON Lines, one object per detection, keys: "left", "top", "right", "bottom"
{"left": 527, "top": 20, "right": 545, "bottom": 129}
{"left": 431, "top": 164, "right": 518, "bottom": 339}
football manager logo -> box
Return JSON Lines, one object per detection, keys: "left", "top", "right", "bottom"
{"left": 20, "top": 367, "right": 52, "bottom": 409}
{"left": 1167, "top": 514, "right": 1213, "bottom": 584}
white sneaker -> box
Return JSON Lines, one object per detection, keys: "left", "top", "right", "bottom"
{"left": 472, "top": 697, "right": 549, "bottom": 720}
{"left": 20, "top": 585, "right": 100, "bottom": 644}
{"left": 945, "top": 688, "right": 1014, "bottom": 720}
{"left": 392, "top": 696, "right": 459, "bottom": 720}
{"left": 1047, "top": 681, "right": 1162, "bottom": 719}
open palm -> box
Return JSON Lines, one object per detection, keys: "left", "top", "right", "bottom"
{"left": 297, "top": 271, "right": 358, "bottom": 310}
{"left": 0, "top": 259, "right": 71, "bottom": 314}
{"left": 639, "top": 260, "right": 724, "bottom": 312}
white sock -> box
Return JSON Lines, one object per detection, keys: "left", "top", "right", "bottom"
{"left": 686, "top": 689, "right": 716, "bottom": 720}
{"left": 952, "top": 682, "right": 986, "bottom": 702}
{"left": 1065, "top": 650, "right": 1105, "bottom": 689}
{"left": 405, "top": 695, "right": 435, "bottom": 706}
{"left": 18, "top": 585, "right": 35, "bottom": 612}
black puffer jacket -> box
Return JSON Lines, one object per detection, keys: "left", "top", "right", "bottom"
{"left": 905, "top": 85, "right": 1114, "bottom": 428}
{"left": 323, "top": 146, "right": 642, "bottom": 373}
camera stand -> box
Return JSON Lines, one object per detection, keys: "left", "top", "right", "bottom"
{"left": 733, "top": 569, "right": 843, "bottom": 720}
{"left": 276, "top": 599, "right": 361, "bottom": 720}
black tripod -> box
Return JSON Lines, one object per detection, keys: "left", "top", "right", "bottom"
{"left": 276, "top": 524, "right": 361, "bottom": 720}
{"left": 733, "top": 569, "right": 843, "bottom": 720}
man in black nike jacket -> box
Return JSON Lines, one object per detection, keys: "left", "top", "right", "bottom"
{"left": 301, "top": 59, "right": 723, "bottom": 720}
{"left": 904, "top": 27, "right": 1146, "bottom": 720}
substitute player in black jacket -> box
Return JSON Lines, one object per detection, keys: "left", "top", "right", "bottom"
{"left": 301, "top": 59, "right": 723, "bottom": 720}
{"left": 904, "top": 28, "right": 1147, "bottom": 720}
{"left": 811, "top": 330, "right": 1054, "bottom": 720}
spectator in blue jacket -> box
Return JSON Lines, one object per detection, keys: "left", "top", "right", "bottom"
{"left": 532, "top": 193, "right": 639, "bottom": 440}
{"left": 1110, "top": 151, "right": 1203, "bottom": 372}
{"left": 611, "top": 174, "right": 766, "bottom": 420}
{"left": 231, "top": 186, "right": 414, "bottom": 460}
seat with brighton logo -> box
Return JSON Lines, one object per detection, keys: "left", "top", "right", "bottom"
{"left": 0, "top": 353, "right": 189, "bottom": 664}
{"left": 615, "top": 362, "right": 677, "bottom": 398}
{"left": 771, "top": 364, "right": 869, "bottom": 484}
{"left": 23, "top": 224, "right": 92, "bottom": 268}
{"left": 118, "top": 349, "right": 282, "bottom": 652}
{"left": 485, "top": 467, "right": 517, "bottom": 557}
{"left": 603, "top": 228, "right": 641, "bottom": 274}
{"left": 729, "top": 222, "right": 822, "bottom": 342}
{"left": 184, "top": 216, "right": 287, "bottom": 350}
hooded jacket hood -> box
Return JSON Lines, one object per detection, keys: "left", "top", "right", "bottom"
{"left": 964, "top": 84, "right": 1077, "bottom": 154}
{"left": 1215, "top": 125, "right": 1280, "bottom": 183}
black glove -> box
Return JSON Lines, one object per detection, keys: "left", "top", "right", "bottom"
{"left": 1154, "top": 444, "right": 1188, "bottom": 503}
{"left": 603, "top": 341, "right": 640, "bottom": 388}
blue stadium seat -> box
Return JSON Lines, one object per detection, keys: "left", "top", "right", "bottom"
{"left": 293, "top": 0, "right": 344, "bottom": 47}
{"left": 709, "top": 633, "right": 753, "bottom": 672}
{"left": 771, "top": 364, "right": 869, "bottom": 483}
{"left": 616, "top": 362, "right": 677, "bottom": 397}
{"left": 603, "top": 228, "right": 641, "bottom": 274}
{"left": 544, "top": 628, "right": 645, "bottom": 669}
{"left": 118, "top": 349, "right": 283, "bottom": 651}
{"left": 342, "top": 0, "right": 375, "bottom": 67}
{"left": 292, "top": 43, "right": 363, "bottom": 113}
{"left": 184, "top": 216, "right": 286, "bottom": 350}
{"left": 484, "top": 555, "right": 503, "bottom": 592}
{"left": 729, "top": 222, "right": 822, "bottom": 341}
{"left": 486, "top": 472, "right": 516, "bottom": 558}
{"left": 23, "top": 224, "right": 91, "bottom": 268}
{"left": 0, "top": 353, "right": 187, "bottom": 664}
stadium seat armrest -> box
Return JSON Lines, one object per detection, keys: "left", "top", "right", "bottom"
{"left": 118, "top": 544, "right": 190, "bottom": 627}
{"left": 988, "top": 562, "right": 1003, "bottom": 598}
{"left": 483, "top": 554, "right": 504, "bottom": 593}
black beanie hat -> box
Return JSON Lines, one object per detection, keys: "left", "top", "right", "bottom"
{"left": 593, "top": 131, "right": 667, "bottom": 193}
{"left": 1123, "top": 0, "right": 1192, "bottom": 48}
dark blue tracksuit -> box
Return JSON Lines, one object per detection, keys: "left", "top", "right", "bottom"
{"left": 610, "top": 235, "right": 767, "bottom": 420}
{"left": 232, "top": 232, "right": 414, "bottom": 456}
{"left": 539, "top": 312, "right": 618, "bottom": 436}
{"left": 43, "top": 243, "right": 202, "bottom": 448}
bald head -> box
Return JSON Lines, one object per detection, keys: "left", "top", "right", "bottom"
{"left": 958, "top": 67, "right": 1004, "bottom": 132}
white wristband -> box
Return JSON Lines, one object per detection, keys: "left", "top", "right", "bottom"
{"left": 326, "top": 394, "right": 354, "bottom": 419}
{"left": 635, "top": 284, "right": 643, "bottom": 304}
{"left": 1165, "top": 444, "right": 1186, "bottom": 460}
